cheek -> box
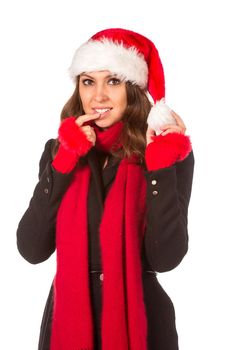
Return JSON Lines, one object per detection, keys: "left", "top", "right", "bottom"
{"left": 79, "top": 89, "right": 90, "bottom": 108}
{"left": 116, "top": 88, "right": 127, "bottom": 110}
{"left": 119, "top": 95, "right": 127, "bottom": 112}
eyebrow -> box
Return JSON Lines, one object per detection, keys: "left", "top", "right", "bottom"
{"left": 80, "top": 73, "right": 118, "bottom": 79}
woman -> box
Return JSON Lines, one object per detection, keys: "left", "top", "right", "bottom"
{"left": 17, "top": 28, "right": 194, "bottom": 350}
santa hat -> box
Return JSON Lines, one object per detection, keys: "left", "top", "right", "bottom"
{"left": 69, "top": 28, "right": 177, "bottom": 134}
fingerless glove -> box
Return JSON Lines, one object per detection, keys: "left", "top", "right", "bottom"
{"left": 145, "top": 132, "right": 192, "bottom": 171}
{"left": 52, "top": 117, "right": 92, "bottom": 174}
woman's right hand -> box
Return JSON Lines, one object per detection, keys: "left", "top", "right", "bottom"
{"left": 75, "top": 113, "right": 100, "bottom": 146}
{"left": 57, "top": 114, "right": 101, "bottom": 155}
{"left": 52, "top": 114, "right": 100, "bottom": 174}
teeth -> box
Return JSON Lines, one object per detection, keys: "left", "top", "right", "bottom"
{"left": 95, "top": 108, "right": 110, "bottom": 114}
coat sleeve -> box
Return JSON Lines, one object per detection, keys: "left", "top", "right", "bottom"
{"left": 16, "top": 139, "right": 75, "bottom": 264}
{"left": 143, "top": 150, "right": 195, "bottom": 272}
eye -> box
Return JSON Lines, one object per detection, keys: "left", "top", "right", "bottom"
{"left": 108, "top": 78, "right": 121, "bottom": 85}
{"left": 81, "top": 79, "right": 94, "bottom": 86}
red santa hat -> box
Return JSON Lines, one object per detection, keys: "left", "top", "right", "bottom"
{"left": 69, "top": 28, "right": 177, "bottom": 134}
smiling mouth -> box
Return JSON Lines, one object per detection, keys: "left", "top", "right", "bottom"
{"left": 93, "top": 108, "right": 113, "bottom": 115}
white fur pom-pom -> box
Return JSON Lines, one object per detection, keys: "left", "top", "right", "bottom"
{"left": 147, "top": 98, "right": 177, "bottom": 135}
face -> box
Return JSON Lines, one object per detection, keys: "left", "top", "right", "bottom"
{"left": 79, "top": 70, "right": 127, "bottom": 129}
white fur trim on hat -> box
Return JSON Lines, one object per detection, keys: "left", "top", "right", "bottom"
{"left": 68, "top": 38, "right": 148, "bottom": 88}
{"left": 147, "top": 98, "right": 177, "bottom": 135}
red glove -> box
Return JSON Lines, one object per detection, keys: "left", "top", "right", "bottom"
{"left": 52, "top": 116, "right": 92, "bottom": 173}
{"left": 145, "top": 132, "right": 192, "bottom": 171}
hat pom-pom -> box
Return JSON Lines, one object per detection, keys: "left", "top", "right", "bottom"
{"left": 147, "top": 98, "right": 177, "bottom": 135}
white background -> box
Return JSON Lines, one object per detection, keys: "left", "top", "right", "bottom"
{"left": 0, "top": 0, "right": 232, "bottom": 349}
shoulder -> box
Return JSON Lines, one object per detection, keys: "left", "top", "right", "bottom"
{"left": 40, "top": 138, "right": 55, "bottom": 160}
{"left": 44, "top": 138, "right": 56, "bottom": 150}
{"left": 38, "top": 138, "right": 56, "bottom": 177}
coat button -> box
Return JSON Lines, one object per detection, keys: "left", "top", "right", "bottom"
{"left": 152, "top": 190, "right": 158, "bottom": 196}
{"left": 44, "top": 188, "right": 49, "bottom": 194}
{"left": 151, "top": 179, "right": 157, "bottom": 185}
{"left": 99, "top": 273, "right": 104, "bottom": 282}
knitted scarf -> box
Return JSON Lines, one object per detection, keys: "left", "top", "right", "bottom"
{"left": 50, "top": 121, "right": 148, "bottom": 350}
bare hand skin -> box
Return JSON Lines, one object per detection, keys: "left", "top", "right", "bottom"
{"left": 75, "top": 113, "right": 100, "bottom": 146}
{"left": 159, "top": 111, "right": 186, "bottom": 136}
{"left": 146, "top": 110, "right": 187, "bottom": 145}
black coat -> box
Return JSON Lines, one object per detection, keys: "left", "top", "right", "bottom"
{"left": 16, "top": 139, "right": 194, "bottom": 350}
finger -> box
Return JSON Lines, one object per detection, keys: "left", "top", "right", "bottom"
{"left": 81, "top": 126, "right": 96, "bottom": 139}
{"left": 161, "top": 128, "right": 183, "bottom": 136}
{"left": 86, "top": 135, "right": 95, "bottom": 142}
{"left": 75, "top": 113, "right": 100, "bottom": 127}
{"left": 83, "top": 129, "right": 96, "bottom": 139}
{"left": 171, "top": 111, "right": 186, "bottom": 128}
{"left": 81, "top": 125, "right": 93, "bottom": 132}
{"left": 146, "top": 127, "right": 156, "bottom": 144}
{"left": 160, "top": 124, "right": 186, "bottom": 134}
{"left": 85, "top": 130, "right": 93, "bottom": 137}
{"left": 146, "top": 126, "right": 156, "bottom": 134}
{"left": 171, "top": 110, "right": 182, "bottom": 120}
{"left": 86, "top": 134, "right": 96, "bottom": 145}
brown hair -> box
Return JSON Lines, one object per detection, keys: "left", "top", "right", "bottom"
{"left": 52, "top": 76, "right": 152, "bottom": 166}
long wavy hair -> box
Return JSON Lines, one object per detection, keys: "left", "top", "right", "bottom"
{"left": 52, "top": 76, "right": 152, "bottom": 166}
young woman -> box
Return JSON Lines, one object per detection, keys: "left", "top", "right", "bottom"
{"left": 16, "top": 28, "right": 194, "bottom": 350}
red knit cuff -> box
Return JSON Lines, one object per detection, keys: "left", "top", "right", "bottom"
{"left": 52, "top": 144, "right": 80, "bottom": 174}
{"left": 58, "top": 116, "right": 92, "bottom": 155}
{"left": 145, "top": 132, "right": 192, "bottom": 171}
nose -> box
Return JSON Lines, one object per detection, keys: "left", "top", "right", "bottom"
{"left": 93, "top": 83, "right": 109, "bottom": 102}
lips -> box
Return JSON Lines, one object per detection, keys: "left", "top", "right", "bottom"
{"left": 92, "top": 107, "right": 113, "bottom": 115}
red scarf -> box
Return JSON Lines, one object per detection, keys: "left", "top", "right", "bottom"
{"left": 50, "top": 121, "right": 148, "bottom": 349}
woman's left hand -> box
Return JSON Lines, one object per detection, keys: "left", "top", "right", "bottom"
{"left": 146, "top": 110, "right": 186, "bottom": 145}
{"left": 160, "top": 110, "right": 186, "bottom": 136}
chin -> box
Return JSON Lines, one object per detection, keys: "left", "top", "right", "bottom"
{"left": 94, "top": 120, "right": 112, "bottom": 129}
